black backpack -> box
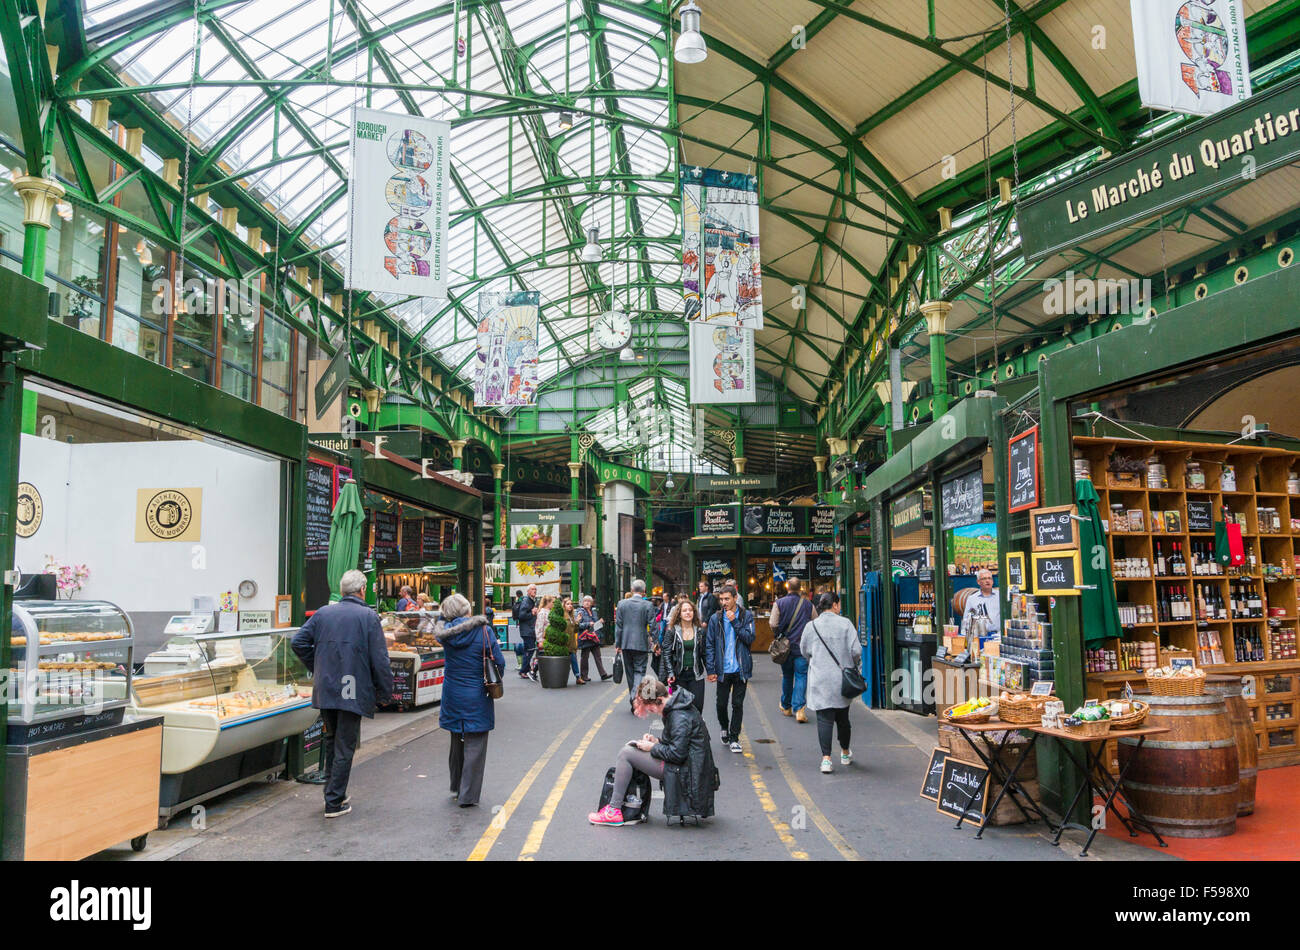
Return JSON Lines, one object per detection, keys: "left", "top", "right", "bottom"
{"left": 598, "top": 765, "right": 652, "bottom": 822}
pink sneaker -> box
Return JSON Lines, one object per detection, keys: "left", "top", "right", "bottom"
{"left": 587, "top": 804, "right": 625, "bottom": 826}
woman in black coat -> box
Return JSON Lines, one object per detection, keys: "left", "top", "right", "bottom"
{"left": 589, "top": 677, "right": 715, "bottom": 826}
{"left": 433, "top": 593, "right": 505, "bottom": 807}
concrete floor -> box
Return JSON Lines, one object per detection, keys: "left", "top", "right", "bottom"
{"left": 97, "top": 661, "right": 1174, "bottom": 862}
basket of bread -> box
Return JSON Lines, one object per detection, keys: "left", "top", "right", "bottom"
{"left": 996, "top": 691, "right": 1050, "bottom": 724}
{"left": 1144, "top": 664, "right": 1206, "bottom": 696}
{"left": 1104, "top": 697, "right": 1149, "bottom": 729}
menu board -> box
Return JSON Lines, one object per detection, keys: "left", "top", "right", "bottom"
{"left": 333, "top": 465, "right": 352, "bottom": 500}
{"left": 919, "top": 748, "right": 949, "bottom": 802}
{"left": 1032, "top": 550, "right": 1082, "bottom": 596}
{"left": 815, "top": 558, "right": 837, "bottom": 578}
{"left": 935, "top": 757, "right": 991, "bottom": 819}
{"left": 372, "top": 510, "right": 401, "bottom": 562}
{"left": 305, "top": 461, "right": 334, "bottom": 560}
{"left": 700, "top": 558, "right": 734, "bottom": 578}
{"left": 697, "top": 505, "right": 739, "bottom": 535}
{"left": 756, "top": 506, "right": 803, "bottom": 536}
{"left": 1008, "top": 426, "right": 1040, "bottom": 513}
{"left": 1031, "top": 505, "right": 1079, "bottom": 551}
{"left": 422, "top": 517, "right": 444, "bottom": 560}
{"left": 401, "top": 517, "right": 423, "bottom": 564}
{"left": 941, "top": 469, "right": 984, "bottom": 530}
{"left": 810, "top": 506, "right": 835, "bottom": 536}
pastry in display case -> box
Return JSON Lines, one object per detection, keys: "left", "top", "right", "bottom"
{"left": 129, "top": 627, "right": 317, "bottom": 823}
{"left": 6, "top": 600, "right": 134, "bottom": 743}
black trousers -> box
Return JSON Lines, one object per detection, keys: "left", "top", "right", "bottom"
{"left": 448, "top": 731, "right": 490, "bottom": 805}
{"left": 321, "top": 708, "right": 363, "bottom": 809}
{"left": 716, "top": 672, "right": 748, "bottom": 740}
{"left": 674, "top": 670, "right": 706, "bottom": 715}
{"left": 816, "top": 707, "right": 852, "bottom": 757}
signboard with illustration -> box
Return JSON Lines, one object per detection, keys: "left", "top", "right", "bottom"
{"left": 510, "top": 519, "right": 559, "bottom": 588}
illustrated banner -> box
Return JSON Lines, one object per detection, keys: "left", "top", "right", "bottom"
{"left": 688, "top": 321, "right": 756, "bottom": 405}
{"left": 346, "top": 107, "right": 451, "bottom": 298}
{"left": 1131, "top": 0, "right": 1251, "bottom": 117}
{"left": 475, "top": 291, "right": 541, "bottom": 407}
{"left": 510, "top": 518, "right": 560, "bottom": 589}
{"left": 681, "top": 165, "right": 763, "bottom": 329}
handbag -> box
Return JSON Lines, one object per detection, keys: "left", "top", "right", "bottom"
{"left": 809, "top": 619, "right": 867, "bottom": 699}
{"left": 769, "top": 597, "right": 809, "bottom": 664}
{"left": 483, "top": 629, "right": 504, "bottom": 700}
{"left": 612, "top": 652, "right": 625, "bottom": 684}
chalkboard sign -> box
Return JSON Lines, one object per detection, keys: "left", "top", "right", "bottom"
{"left": 1187, "top": 499, "right": 1213, "bottom": 532}
{"left": 387, "top": 654, "right": 416, "bottom": 706}
{"left": 815, "top": 558, "right": 838, "bottom": 578}
{"left": 810, "top": 506, "right": 835, "bottom": 536}
{"left": 697, "top": 505, "right": 739, "bottom": 535}
{"left": 401, "top": 518, "right": 423, "bottom": 564}
{"left": 1032, "top": 550, "right": 1082, "bottom": 596}
{"left": 1031, "top": 505, "right": 1079, "bottom": 551}
{"left": 305, "top": 461, "right": 334, "bottom": 560}
{"left": 422, "top": 517, "right": 444, "bottom": 560}
{"left": 935, "top": 757, "right": 991, "bottom": 820}
{"left": 919, "top": 748, "right": 949, "bottom": 802}
{"left": 1005, "top": 551, "right": 1026, "bottom": 591}
{"left": 760, "top": 506, "right": 803, "bottom": 535}
{"left": 1008, "top": 426, "right": 1040, "bottom": 513}
{"left": 941, "top": 469, "right": 984, "bottom": 530}
{"left": 372, "top": 510, "right": 400, "bottom": 562}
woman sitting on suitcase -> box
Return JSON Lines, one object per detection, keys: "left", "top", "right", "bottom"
{"left": 589, "top": 674, "right": 716, "bottom": 826}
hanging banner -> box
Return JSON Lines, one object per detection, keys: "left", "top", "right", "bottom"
{"left": 346, "top": 107, "right": 451, "bottom": 298}
{"left": 688, "top": 322, "right": 756, "bottom": 405}
{"left": 510, "top": 518, "right": 560, "bottom": 589}
{"left": 1131, "top": 0, "right": 1251, "bottom": 117}
{"left": 680, "top": 165, "right": 763, "bottom": 329}
{"left": 475, "top": 291, "right": 541, "bottom": 407}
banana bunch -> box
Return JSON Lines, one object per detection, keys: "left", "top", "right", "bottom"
{"left": 948, "top": 697, "right": 993, "bottom": 718}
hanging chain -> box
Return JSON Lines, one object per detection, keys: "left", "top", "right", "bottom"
{"left": 981, "top": 51, "right": 997, "bottom": 370}
{"left": 1002, "top": 0, "right": 1022, "bottom": 196}
{"left": 173, "top": 0, "right": 202, "bottom": 317}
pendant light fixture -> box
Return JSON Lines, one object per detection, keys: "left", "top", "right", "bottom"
{"left": 557, "top": 110, "right": 574, "bottom": 132}
{"left": 580, "top": 226, "right": 602, "bottom": 263}
{"left": 674, "top": 2, "right": 707, "bottom": 64}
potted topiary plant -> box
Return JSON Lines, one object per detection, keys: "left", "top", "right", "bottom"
{"left": 538, "top": 597, "right": 572, "bottom": 689}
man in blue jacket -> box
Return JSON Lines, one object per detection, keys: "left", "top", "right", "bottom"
{"left": 292, "top": 570, "right": 394, "bottom": 818}
{"left": 703, "top": 584, "right": 755, "bottom": 754}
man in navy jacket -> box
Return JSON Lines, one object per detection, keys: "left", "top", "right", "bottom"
{"left": 702, "top": 584, "right": 755, "bottom": 754}
{"left": 292, "top": 570, "right": 393, "bottom": 818}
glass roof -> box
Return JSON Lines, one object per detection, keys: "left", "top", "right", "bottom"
{"left": 584, "top": 375, "right": 725, "bottom": 475}
{"left": 82, "top": 0, "right": 679, "bottom": 389}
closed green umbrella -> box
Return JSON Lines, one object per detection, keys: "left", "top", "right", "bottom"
{"left": 1076, "top": 477, "right": 1122, "bottom": 646}
{"left": 327, "top": 478, "right": 365, "bottom": 603}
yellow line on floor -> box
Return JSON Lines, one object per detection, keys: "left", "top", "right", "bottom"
{"left": 751, "top": 694, "right": 862, "bottom": 861}
{"left": 740, "top": 733, "right": 809, "bottom": 860}
{"left": 467, "top": 685, "right": 619, "bottom": 861}
{"left": 517, "top": 695, "right": 620, "bottom": 860}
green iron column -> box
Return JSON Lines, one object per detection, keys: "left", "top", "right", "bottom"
{"left": 732, "top": 429, "right": 746, "bottom": 506}
{"left": 568, "top": 461, "right": 583, "bottom": 597}
{"left": 921, "top": 300, "right": 953, "bottom": 417}
{"left": 13, "top": 176, "right": 64, "bottom": 280}
{"left": 491, "top": 463, "right": 505, "bottom": 605}
{"left": 594, "top": 482, "right": 606, "bottom": 606}
{"left": 813, "top": 454, "right": 829, "bottom": 503}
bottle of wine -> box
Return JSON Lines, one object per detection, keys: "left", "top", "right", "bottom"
{"left": 1156, "top": 542, "right": 1166, "bottom": 577}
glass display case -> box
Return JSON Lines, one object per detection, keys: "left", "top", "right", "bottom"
{"left": 7, "top": 600, "right": 134, "bottom": 741}
{"left": 130, "top": 628, "right": 315, "bottom": 817}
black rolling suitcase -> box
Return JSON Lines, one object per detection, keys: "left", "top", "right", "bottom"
{"left": 598, "top": 765, "right": 652, "bottom": 822}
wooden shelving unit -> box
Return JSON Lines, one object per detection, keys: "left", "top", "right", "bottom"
{"left": 1076, "top": 437, "right": 1300, "bottom": 768}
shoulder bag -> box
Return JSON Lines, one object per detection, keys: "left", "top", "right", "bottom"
{"left": 483, "top": 628, "right": 504, "bottom": 699}
{"left": 808, "top": 619, "right": 867, "bottom": 699}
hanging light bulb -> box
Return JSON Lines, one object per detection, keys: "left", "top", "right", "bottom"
{"left": 674, "top": 2, "right": 708, "bottom": 64}
{"left": 619, "top": 345, "right": 637, "bottom": 362}
{"left": 580, "top": 226, "right": 602, "bottom": 263}
{"left": 665, "top": 474, "right": 675, "bottom": 489}
{"left": 55, "top": 201, "right": 73, "bottom": 221}
{"left": 134, "top": 238, "right": 153, "bottom": 266}
{"left": 557, "top": 110, "right": 575, "bottom": 132}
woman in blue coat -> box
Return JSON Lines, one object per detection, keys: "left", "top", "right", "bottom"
{"left": 432, "top": 593, "right": 505, "bottom": 807}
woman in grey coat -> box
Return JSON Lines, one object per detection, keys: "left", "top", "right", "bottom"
{"left": 800, "top": 591, "right": 862, "bottom": 774}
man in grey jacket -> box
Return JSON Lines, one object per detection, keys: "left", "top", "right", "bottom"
{"left": 614, "top": 578, "right": 656, "bottom": 711}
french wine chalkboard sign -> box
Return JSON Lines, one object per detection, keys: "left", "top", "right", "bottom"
{"left": 941, "top": 469, "right": 984, "bottom": 530}
{"left": 1032, "top": 550, "right": 1082, "bottom": 596}
{"left": 935, "top": 757, "right": 991, "bottom": 820}
{"left": 1187, "top": 499, "right": 1213, "bottom": 533}
{"left": 1031, "top": 505, "right": 1079, "bottom": 551}
{"left": 1008, "top": 426, "right": 1040, "bottom": 513}
{"left": 920, "top": 748, "right": 950, "bottom": 802}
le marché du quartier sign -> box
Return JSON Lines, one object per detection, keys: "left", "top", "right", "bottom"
{"left": 1017, "top": 76, "right": 1300, "bottom": 263}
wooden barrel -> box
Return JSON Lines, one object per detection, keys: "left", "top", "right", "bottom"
{"left": 1205, "top": 675, "right": 1257, "bottom": 816}
{"left": 1117, "top": 693, "right": 1239, "bottom": 838}
{"left": 951, "top": 587, "right": 974, "bottom": 617}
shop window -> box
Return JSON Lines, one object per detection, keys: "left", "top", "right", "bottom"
{"left": 221, "top": 364, "right": 255, "bottom": 401}
{"left": 111, "top": 311, "right": 166, "bottom": 365}
{"left": 172, "top": 260, "right": 217, "bottom": 361}
{"left": 261, "top": 313, "right": 292, "bottom": 392}
{"left": 221, "top": 309, "right": 258, "bottom": 376}
{"left": 45, "top": 201, "right": 109, "bottom": 339}
{"left": 260, "top": 385, "right": 289, "bottom": 417}
{"left": 173, "top": 340, "right": 213, "bottom": 384}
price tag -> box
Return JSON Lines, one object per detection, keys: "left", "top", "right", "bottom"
{"left": 1170, "top": 656, "right": 1197, "bottom": 672}
{"left": 1030, "top": 680, "right": 1054, "bottom": 697}
{"left": 1084, "top": 698, "right": 1100, "bottom": 707}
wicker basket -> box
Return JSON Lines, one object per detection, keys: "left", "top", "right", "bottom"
{"left": 1108, "top": 700, "right": 1149, "bottom": 729}
{"left": 997, "top": 694, "right": 1049, "bottom": 725}
{"left": 1144, "top": 669, "right": 1206, "bottom": 696}
{"left": 1061, "top": 717, "right": 1112, "bottom": 738}
{"left": 943, "top": 704, "right": 993, "bottom": 725}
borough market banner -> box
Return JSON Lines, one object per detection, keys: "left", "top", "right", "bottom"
{"left": 1131, "top": 0, "right": 1251, "bottom": 117}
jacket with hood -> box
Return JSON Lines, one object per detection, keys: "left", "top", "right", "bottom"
{"left": 435, "top": 614, "right": 506, "bottom": 733}
{"left": 703, "top": 604, "right": 756, "bottom": 681}
{"left": 650, "top": 687, "right": 716, "bottom": 818}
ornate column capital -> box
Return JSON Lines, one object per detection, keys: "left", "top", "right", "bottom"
{"left": 502, "top": 480, "right": 514, "bottom": 494}
{"left": 567, "top": 462, "right": 583, "bottom": 479}
{"left": 920, "top": 299, "right": 953, "bottom": 337}
{"left": 449, "top": 439, "right": 468, "bottom": 459}
{"left": 13, "top": 176, "right": 65, "bottom": 228}
{"left": 813, "top": 455, "right": 829, "bottom": 474}
{"left": 732, "top": 456, "right": 746, "bottom": 475}
{"left": 490, "top": 463, "right": 505, "bottom": 480}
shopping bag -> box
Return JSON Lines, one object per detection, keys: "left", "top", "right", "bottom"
{"left": 612, "top": 653, "right": 624, "bottom": 684}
